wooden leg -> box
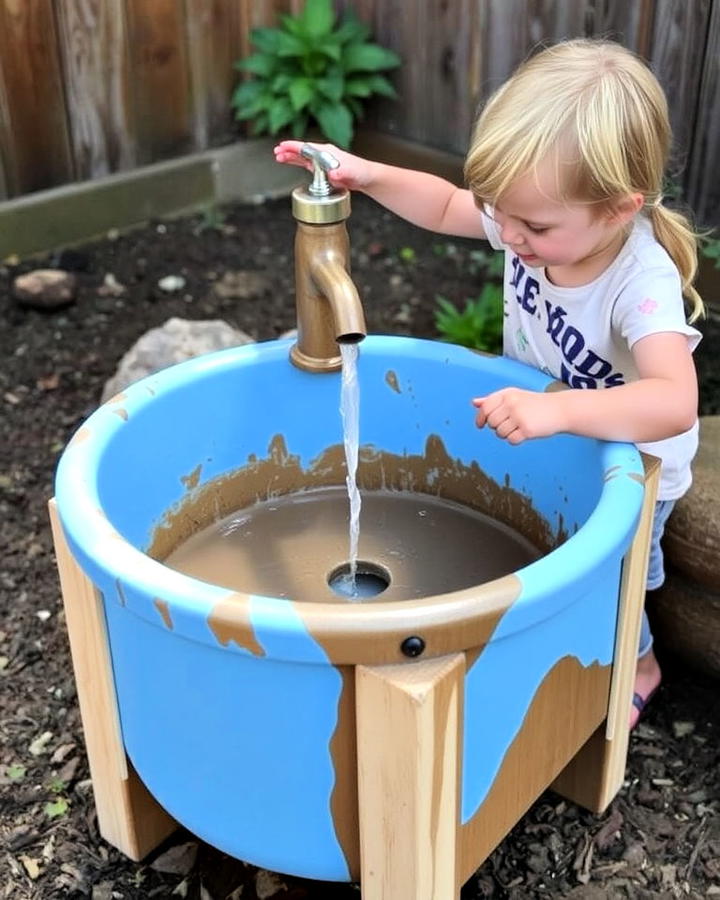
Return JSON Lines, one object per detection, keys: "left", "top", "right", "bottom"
{"left": 356, "top": 653, "right": 464, "bottom": 900}
{"left": 49, "top": 499, "right": 177, "bottom": 860}
{"left": 552, "top": 453, "right": 661, "bottom": 812}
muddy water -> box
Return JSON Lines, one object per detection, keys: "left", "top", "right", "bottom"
{"left": 164, "top": 485, "right": 541, "bottom": 604}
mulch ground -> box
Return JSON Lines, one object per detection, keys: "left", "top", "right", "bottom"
{"left": 1, "top": 194, "right": 718, "bottom": 899}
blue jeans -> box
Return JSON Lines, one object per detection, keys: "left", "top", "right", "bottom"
{"left": 638, "top": 499, "right": 676, "bottom": 658}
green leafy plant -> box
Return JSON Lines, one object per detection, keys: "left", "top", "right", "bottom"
{"left": 231, "top": 0, "right": 400, "bottom": 148}
{"left": 435, "top": 283, "right": 503, "bottom": 354}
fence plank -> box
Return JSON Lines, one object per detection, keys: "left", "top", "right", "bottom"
{"left": 235, "top": 0, "right": 295, "bottom": 140}
{"left": 586, "top": 0, "right": 655, "bottom": 54}
{"left": 338, "top": 0, "right": 428, "bottom": 146}
{"left": 55, "top": 0, "right": 136, "bottom": 180}
{"left": 372, "top": 0, "right": 425, "bottom": 142}
{"left": 0, "top": 0, "right": 717, "bottom": 224}
{"left": 425, "top": 0, "right": 481, "bottom": 152}
{"left": 185, "top": 0, "right": 246, "bottom": 149}
{"left": 686, "top": 0, "right": 720, "bottom": 226}
{"left": 124, "top": 0, "right": 194, "bottom": 164}
{"left": 480, "top": 0, "right": 590, "bottom": 99}
{"left": 648, "top": 0, "right": 713, "bottom": 209}
{"left": 0, "top": 0, "right": 74, "bottom": 195}
{"left": 0, "top": 52, "right": 14, "bottom": 200}
{"left": 332, "top": 0, "right": 382, "bottom": 135}
{"left": 237, "top": 0, "right": 294, "bottom": 62}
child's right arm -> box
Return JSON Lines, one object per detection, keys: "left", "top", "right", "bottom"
{"left": 274, "top": 141, "right": 486, "bottom": 240}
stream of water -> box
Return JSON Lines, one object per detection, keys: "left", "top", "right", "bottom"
{"left": 339, "top": 342, "right": 362, "bottom": 597}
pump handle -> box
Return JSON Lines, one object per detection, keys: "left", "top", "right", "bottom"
{"left": 300, "top": 144, "right": 340, "bottom": 197}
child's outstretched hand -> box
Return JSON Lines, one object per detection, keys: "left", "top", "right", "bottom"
{"left": 273, "top": 140, "right": 374, "bottom": 192}
{"left": 472, "top": 388, "right": 565, "bottom": 445}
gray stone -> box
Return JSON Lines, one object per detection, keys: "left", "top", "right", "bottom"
{"left": 652, "top": 416, "right": 720, "bottom": 678}
{"left": 157, "top": 274, "right": 186, "bottom": 293}
{"left": 663, "top": 416, "right": 720, "bottom": 586}
{"left": 650, "top": 571, "right": 720, "bottom": 678}
{"left": 212, "top": 269, "right": 271, "bottom": 301}
{"left": 12, "top": 269, "right": 77, "bottom": 309}
{"left": 101, "top": 317, "right": 254, "bottom": 402}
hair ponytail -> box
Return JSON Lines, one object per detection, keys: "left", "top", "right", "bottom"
{"left": 649, "top": 204, "right": 705, "bottom": 322}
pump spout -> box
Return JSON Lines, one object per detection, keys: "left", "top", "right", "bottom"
{"left": 288, "top": 144, "right": 367, "bottom": 373}
{"left": 311, "top": 255, "right": 366, "bottom": 345}
{"left": 290, "top": 220, "right": 366, "bottom": 371}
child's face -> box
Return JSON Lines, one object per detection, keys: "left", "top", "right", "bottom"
{"left": 491, "top": 162, "right": 626, "bottom": 274}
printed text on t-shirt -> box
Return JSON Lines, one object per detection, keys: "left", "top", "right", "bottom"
{"left": 510, "top": 257, "right": 625, "bottom": 389}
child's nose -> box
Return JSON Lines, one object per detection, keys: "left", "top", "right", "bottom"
{"left": 500, "top": 220, "right": 521, "bottom": 245}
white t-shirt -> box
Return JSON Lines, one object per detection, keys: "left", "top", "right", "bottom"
{"left": 481, "top": 210, "right": 701, "bottom": 500}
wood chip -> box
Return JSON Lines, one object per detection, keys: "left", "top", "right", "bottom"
{"left": 28, "top": 731, "right": 53, "bottom": 756}
{"left": 255, "top": 870, "right": 287, "bottom": 899}
{"left": 19, "top": 856, "right": 41, "bottom": 880}
{"left": 150, "top": 841, "right": 198, "bottom": 876}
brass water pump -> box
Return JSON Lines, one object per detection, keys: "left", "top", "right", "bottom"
{"left": 289, "top": 145, "right": 367, "bottom": 373}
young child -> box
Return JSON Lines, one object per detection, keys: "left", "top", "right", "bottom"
{"left": 274, "top": 38, "right": 704, "bottom": 729}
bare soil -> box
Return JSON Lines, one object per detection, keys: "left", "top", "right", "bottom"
{"left": 1, "top": 194, "right": 718, "bottom": 899}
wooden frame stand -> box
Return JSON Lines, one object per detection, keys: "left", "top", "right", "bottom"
{"left": 49, "top": 500, "right": 176, "bottom": 860}
{"left": 50, "top": 452, "right": 659, "bottom": 897}
{"left": 552, "top": 453, "right": 661, "bottom": 810}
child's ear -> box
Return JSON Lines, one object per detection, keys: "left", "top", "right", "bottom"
{"left": 606, "top": 193, "right": 644, "bottom": 225}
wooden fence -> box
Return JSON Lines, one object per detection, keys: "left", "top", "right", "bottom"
{"left": 0, "top": 0, "right": 718, "bottom": 224}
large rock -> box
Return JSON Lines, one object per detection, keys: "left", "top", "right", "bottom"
{"left": 651, "top": 415, "right": 720, "bottom": 677}
{"left": 650, "top": 571, "right": 720, "bottom": 678}
{"left": 663, "top": 416, "right": 719, "bottom": 587}
{"left": 101, "top": 317, "right": 254, "bottom": 402}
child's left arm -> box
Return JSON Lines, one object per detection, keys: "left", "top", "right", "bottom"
{"left": 473, "top": 331, "right": 698, "bottom": 444}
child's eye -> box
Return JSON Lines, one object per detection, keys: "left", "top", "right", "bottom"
{"left": 527, "top": 224, "right": 548, "bottom": 234}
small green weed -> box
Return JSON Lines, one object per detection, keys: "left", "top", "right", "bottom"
{"left": 432, "top": 243, "right": 504, "bottom": 278}
{"left": 432, "top": 241, "right": 459, "bottom": 258}
{"left": 44, "top": 797, "right": 69, "bottom": 819}
{"left": 467, "top": 248, "right": 504, "bottom": 278}
{"left": 398, "top": 246, "right": 416, "bottom": 264}
{"left": 47, "top": 776, "right": 66, "bottom": 794}
{"left": 435, "top": 283, "right": 503, "bottom": 354}
{"left": 196, "top": 204, "right": 226, "bottom": 234}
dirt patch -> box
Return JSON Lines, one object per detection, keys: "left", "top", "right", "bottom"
{"left": 1, "top": 194, "right": 718, "bottom": 899}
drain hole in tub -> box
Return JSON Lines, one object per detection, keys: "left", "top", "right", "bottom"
{"left": 328, "top": 561, "right": 391, "bottom": 599}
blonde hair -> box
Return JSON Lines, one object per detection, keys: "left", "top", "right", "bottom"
{"left": 464, "top": 39, "right": 704, "bottom": 321}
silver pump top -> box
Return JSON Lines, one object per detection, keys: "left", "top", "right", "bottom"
{"left": 300, "top": 144, "right": 340, "bottom": 197}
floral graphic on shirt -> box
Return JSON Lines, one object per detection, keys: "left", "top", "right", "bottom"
{"left": 516, "top": 327, "right": 529, "bottom": 353}
{"left": 638, "top": 297, "right": 658, "bottom": 314}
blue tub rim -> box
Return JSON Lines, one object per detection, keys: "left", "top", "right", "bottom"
{"left": 53, "top": 335, "right": 647, "bottom": 665}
